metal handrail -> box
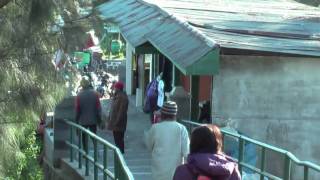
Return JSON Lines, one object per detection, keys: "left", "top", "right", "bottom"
{"left": 180, "top": 120, "right": 320, "bottom": 180}
{"left": 63, "top": 119, "right": 134, "bottom": 180}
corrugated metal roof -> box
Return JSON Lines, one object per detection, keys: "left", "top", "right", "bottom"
{"left": 147, "top": 0, "right": 320, "bottom": 57}
{"left": 97, "top": 0, "right": 320, "bottom": 75}
{"left": 97, "top": 0, "right": 219, "bottom": 75}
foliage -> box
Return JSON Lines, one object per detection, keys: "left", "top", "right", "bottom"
{"left": 0, "top": 0, "right": 101, "bottom": 179}
{"left": 2, "top": 123, "right": 43, "bottom": 180}
{"left": 100, "top": 33, "right": 112, "bottom": 55}
{"left": 296, "top": 0, "right": 320, "bottom": 6}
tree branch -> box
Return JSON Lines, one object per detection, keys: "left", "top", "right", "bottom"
{"left": 0, "top": 0, "right": 12, "bottom": 9}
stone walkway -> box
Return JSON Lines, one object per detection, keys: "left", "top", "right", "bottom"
{"left": 96, "top": 95, "right": 152, "bottom": 180}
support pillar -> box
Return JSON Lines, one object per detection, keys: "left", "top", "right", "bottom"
{"left": 190, "top": 75, "right": 200, "bottom": 121}
{"left": 125, "top": 43, "right": 133, "bottom": 95}
{"left": 173, "top": 65, "right": 181, "bottom": 86}
{"left": 151, "top": 54, "right": 156, "bottom": 80}
{"left": 53, "top": 97, "right": 76, "bottom": 167}
{"left": 136, "top": 54, "right": 145, "bottom": 107}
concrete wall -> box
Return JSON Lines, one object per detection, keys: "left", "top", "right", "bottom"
{"left": 53, "top": 96, "right": 76, "bottom": 167}
{"left": 212, "top": 55, "right": 320, "bottom": 179}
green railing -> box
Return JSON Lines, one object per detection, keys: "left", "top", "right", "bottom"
{"left": 181, "top": 120, "right": 320, "bottom": 180}
{"left": 63, "top": 119, "right": 134, "bottom": 180}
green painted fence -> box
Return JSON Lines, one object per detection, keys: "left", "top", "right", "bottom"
{"left": 63, "top": 119, "right": 134, "bottom": 180}
{"left": 181, "top": 120, "right": 320, "bottom": 180}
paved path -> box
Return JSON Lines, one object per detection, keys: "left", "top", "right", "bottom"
{"left": 96, "top": 95, "right": 153, "bottom": 180}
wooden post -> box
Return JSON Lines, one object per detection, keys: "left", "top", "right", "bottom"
{"left": 190, "top": 75, "right": 200, "bottom": 121}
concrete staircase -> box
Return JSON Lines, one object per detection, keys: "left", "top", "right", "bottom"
{"left": 99, "top": 96, "right": 152, "bottom": 179}
{"left": 69, "top": 96, "right": 153, "bottom": 180}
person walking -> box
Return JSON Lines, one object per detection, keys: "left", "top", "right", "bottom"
{"left": 75, "top": 76, "right": 102, "bottom": 151}
{"left": 173, "top": 125, "right": 241, "bottom": 180}
{"left": 107, "top": 81, "right": 129, "bottom": 154}
{"left": 144, "top": 101, "right": 190, "bottom": 180}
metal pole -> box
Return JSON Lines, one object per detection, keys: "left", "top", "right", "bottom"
{"left": 114, "top": 151, "right": 119, "bottom": 179}
{"left": 78, "top": 131, "right": 82, "bottom": 169}
{"left": 304, "top": 166, "right": 309, "bottom": 180}
{"left": 238, "top": 138, "right": 244, "bottom": 175}
{"left": 103, "top": 145, "right": 108, "bottom": 180}
{"left": 94, "top": 139, "right": 98, "bottom": 180}
{"left": 85, "top": 134, "right": 89, "bottom": 176}
{"left": 260, "top": 147, "right": 266, "bottom": 180}
{"left": 70, "top": 127, "right": 73, "bottom": 162}
{"left": 284, "top": 155, "right": 291, "bottom": 180}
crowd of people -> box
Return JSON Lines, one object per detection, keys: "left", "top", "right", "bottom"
{"left": 74, "top": 73, "right": 241, "bottom": 180}
{"left": 75, "top": 75, "right": 128, "bottom": 154}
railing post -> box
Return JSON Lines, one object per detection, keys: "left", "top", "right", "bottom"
{"left": 238, "top": 138, "right": 244, "bottom": 175}
{"left": 260, "top": 147, "right": 266, "bottom": 180}
{"left": 103, "top": 145, "right": 108, "bottom": 180}
{"left": 94, "top": 139, "right": 98, "bottom": 180}
{"left": 222, "top": 133, "right": 225, "bottom": 152}
{"left": 284, "top": 155, "right": 291, "bottom": 180}
{"left": 78, "top": 130, "right": 82, "bottom": 169}
{"left": 188, "top": 121, "right": 192, "bottom": 133}
{"left": 114, "top": 151, "right": 119, "bottom": 180}
{"left": 85, "top": 133, "right": 89, "bottom": 176}
{"left": 70, "top": 126, "right": 73, "bottom": 162}
{"left": 304, "top": 166, "right": 309, "bottom": 180}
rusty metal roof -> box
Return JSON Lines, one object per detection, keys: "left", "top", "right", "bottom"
{"left": 97, "top": 0, "right": 220, "bottom": 75}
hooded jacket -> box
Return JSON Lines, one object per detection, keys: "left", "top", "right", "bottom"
{"left": 173, "top": 153, "right": 241, "bottom": 180}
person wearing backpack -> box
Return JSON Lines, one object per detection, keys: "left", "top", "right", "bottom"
{"left": 144, "top": 73, "right": 164, "bottom": 123}
{"left": 173, "top": 125, "right": 241, "bottom": 180}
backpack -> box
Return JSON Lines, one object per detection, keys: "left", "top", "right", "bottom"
{"left": 186, "top": 164, "right": 212, "bottom": 180}
{"left": 143, "top": 79, "right": 158, "bottom": 113}
{"left": 146, "top": 79, "right": 158, "bottom": 98}
{"left": 197, "top": 175, "right": 211, "bottom": 180}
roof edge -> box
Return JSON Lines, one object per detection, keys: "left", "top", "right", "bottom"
{"left": 136, "top": 0, "right": 218, "bottom": 49}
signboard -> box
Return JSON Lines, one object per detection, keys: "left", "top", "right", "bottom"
{"left": 74, "top": 52, "right": 91, "bottom": 68}
{"left": 104, "top": 26, "right": 120, "bottom": 33}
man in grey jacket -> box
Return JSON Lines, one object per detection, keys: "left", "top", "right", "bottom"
{"left": 75, "top": 76, "right": 102, "bottom": 150}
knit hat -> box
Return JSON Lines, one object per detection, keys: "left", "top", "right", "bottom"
{"left": 114, "top": 81, "right": 124, "bottom": 90}
{"left": 161, "top": 101, "right": 178, "bottom": 116}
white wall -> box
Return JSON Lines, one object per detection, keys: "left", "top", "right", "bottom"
{"left": 212, "top": 55, "right": 320, "bottom": 179}
{"left": 125, "top": 43, "right": 133, "bottom": 95}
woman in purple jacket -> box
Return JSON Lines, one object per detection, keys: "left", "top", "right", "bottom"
{"left": 173, "top": 125, "right": 241, "bottom": 180}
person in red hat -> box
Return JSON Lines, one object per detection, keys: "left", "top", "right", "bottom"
{"left": 107, "top": 81, "right": 128, "bottom": 153}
